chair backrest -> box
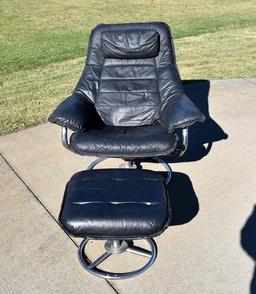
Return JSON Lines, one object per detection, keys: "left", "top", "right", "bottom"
{"left": 74, "top": 22, "right": 183, "bottom": 126}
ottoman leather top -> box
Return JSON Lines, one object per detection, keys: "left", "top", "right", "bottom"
{"left": 59, "top": 169, "right": 170, "bottom": 239}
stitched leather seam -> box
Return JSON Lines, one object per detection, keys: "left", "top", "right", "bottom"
{"left": 81, "top": 78, "right": 100, "bottom": 81}
{"left": 95, "top": 104, "right": 161, "bottom": 107}
{"left": 89, "top": 47, "right": 170, "bottom": 53}
{"left": 103, "top": 64, "right": 156, "bottom": 67}
{"left": 159, "top": 115, "right": 205, "bottom": 131}
{"left": 70, "top": 148, "right": 177, "bottom": 158}
{"left": 153, "top": 55, "right": 162, "bottom": 122}
{"left": 70, "top": 178, "right": 161, "bottom": 183}
{"left": 72, "top": 201, "right": 160, "bottom": 205}
{"left": 98, "top": 91, "right": 159, "bottom": 93}
{"left": 86, "top": 64, "right": 102, "bottom": 66}
{"left": 172, "top": 116, "right": 205, "bottom": 126}
{"left": 94, "top": 53, "right": 105, "bottom": 105}
{"left": 100, "top": 78, "right": 157, "bottom": 80}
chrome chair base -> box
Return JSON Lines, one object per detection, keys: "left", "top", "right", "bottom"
{"left": 78, "top": 238, "right": 157, "bottom": 280}
{"left": 86, "top": 156, "right": 172, "bottom": 185}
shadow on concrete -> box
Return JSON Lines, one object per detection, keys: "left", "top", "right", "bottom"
{"left": 165, "top": 80, "right": 228, "bottom": 163}
{"left": 136, "top": 80, "right": 227, "bottom": 226}
{"left": 166, "top": 172, "right": 199, "bottom": 226}
{"left": 241, "top": 205, "right": 256, "bottom": 294}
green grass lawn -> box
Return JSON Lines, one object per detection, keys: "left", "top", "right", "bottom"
{"left": 0, "top": 0, "right": 256, "bottom": 135}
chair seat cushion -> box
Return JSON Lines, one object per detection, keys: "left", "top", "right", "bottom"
{"left": 59, "top": 169, "right": 170, "bottom": 239}
{"left": 70, "top": 125, "right": 177, "bottom": 157}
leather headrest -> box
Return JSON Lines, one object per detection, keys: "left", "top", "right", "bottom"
{"left": 101, "top": 29, "right": 159, "bottom": 59}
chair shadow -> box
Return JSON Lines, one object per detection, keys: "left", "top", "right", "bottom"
{"left": 138, "top": 80, "right": 227, "bottom": 226}
{"left": 241, "top": 205, "right": 256, "bottom": 293}
{"left": 164, "top": 79, "right": 228, "bottom": 163}
{"left": 165, "top": 172, "right": 199, "bottom": 226}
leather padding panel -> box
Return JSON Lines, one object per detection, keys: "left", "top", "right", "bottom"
{"left": 101, "top": 29, "right": 159, "bottom": 59}
{"left": 95, "top": 56, "right": 161, "bottom": 126}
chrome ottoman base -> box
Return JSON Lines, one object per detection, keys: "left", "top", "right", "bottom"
{"left": 78, "top": 238, "right": 157, "bottom": 279}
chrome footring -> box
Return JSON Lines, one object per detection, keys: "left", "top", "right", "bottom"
{"left": 86, "top": 156, "right": 172, "bottom": 184}
{"left": 77, "top": 238, "right": 157, "bottom": 280}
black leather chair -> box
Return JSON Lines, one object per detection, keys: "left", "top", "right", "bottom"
{"left": 49, "top": 22, "right": 205, "bottom": 279}
{"left": 49, "top": 22, "right": 205, "bottom": 161}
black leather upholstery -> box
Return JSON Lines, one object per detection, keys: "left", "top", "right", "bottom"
{"left": 49, "top": 22, "right": 205, "bottom": 157}
{"left": 101, "top": 29, "right": 160, "bottom": 59}
{"left": 49, "top": 94, "right": 102, "bottom": 131}
{"left": 59, "top": 169, "right": 170, "bottom": 239}
{"left": 70, "top": 125, "right": 177, "bottom": 157}
{"left": 159, "top": 93, "right": 205, "bottom": 132}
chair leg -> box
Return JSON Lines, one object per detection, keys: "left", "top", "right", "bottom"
{"left": 151, "top": 156, "right": 172, "bottom": 184}
{"left": 77, "top": 238, "right": 157, "bottom": 280}
{"left": 86, "top": 157, "right": 108, "bottom": 170}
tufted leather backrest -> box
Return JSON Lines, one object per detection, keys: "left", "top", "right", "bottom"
{"left": 74, "top": 22, "right": 183, "bottom": 127}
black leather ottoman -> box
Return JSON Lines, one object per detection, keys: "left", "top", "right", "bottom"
{"left": 59, "top": 168, "right": 170, "bottom": 279}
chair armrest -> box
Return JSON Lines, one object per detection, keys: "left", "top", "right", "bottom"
{"left": 159, "top": 94, "right": 206, "bottom": 132}
{"left": 48, "top": 94, "right": 101, "bottom": 131}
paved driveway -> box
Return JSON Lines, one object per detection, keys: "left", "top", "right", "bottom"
{"left": 0, "top": 79, "right": 255, "bottom": 293}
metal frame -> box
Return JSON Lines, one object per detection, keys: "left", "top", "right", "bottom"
{"left": 86, "top": 156, "right": 172, "bottom": 185}
{"left": 61, "top": 126, "right": 70, "bottom": 150}
{"left": 179, "top": 127, "right": 188, "bottom": 157}
{"left": 77, "top": 238, "right": 157, "bottom": 280}
{"left": 60, "top": 126, "right": 189, "bottom": 157}
{"left": 151, "top": 156, "right": 172, "bottom": 184}
{"left": 86, "top": 156, "right": 108, "bottom": 170}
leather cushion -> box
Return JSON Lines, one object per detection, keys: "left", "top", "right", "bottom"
{"left": 59, "top": 169, "right": 170, "bottom": 238}
{"left": 101, "top": 29, "right": 159, "bottom": 59}
{"left": 95, "top": 57, "right": 161, "bottom": 126}
{"left": 70, "top": 125, "right": 178, "bottom": 157}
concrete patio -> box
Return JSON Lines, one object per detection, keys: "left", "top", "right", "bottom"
{"left": 0, "top": 78, "right": 255, "bottom": 293}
